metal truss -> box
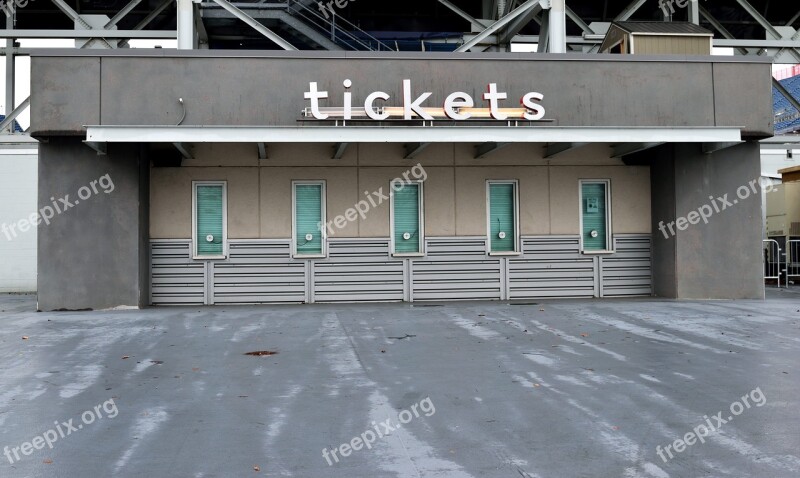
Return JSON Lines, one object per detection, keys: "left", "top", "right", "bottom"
{"left": 2, "top": 0, "right": 799, "bottom": 138}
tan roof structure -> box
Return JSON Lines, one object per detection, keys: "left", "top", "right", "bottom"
{"left": 778, "top": 165, "right": 800, "bottom": 183}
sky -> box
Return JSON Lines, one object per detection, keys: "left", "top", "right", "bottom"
{"left": 3, "top": 40, "right": 796, "bottom": 131}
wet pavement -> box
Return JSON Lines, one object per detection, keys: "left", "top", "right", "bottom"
{"left": 0, "top": 288, "right": 799, "bottom": 477}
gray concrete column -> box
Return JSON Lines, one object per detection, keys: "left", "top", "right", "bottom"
{"left": 37, "top": 138, "right": 149, "bottom": 310}
{"left": 650, "top": 142, "right": 765, "bottom": 299}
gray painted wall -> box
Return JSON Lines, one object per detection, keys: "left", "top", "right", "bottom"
{"left": 648, "top": 144, "right": 677, "bottom": 298}
{"left": 650, "top": 142, "right": 765, "bottom": 299}
{"left": 37, "top": 139, "right": 149, "bottom": 310}
{"left": 29, "top": 51, "right": 773, "bottom": 138}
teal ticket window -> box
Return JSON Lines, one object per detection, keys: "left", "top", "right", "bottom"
{"left": 293, "top": 181, "right": 326, "bottom": 258}
{"left": 193, "top": 181, "right": 227, "bottom": 259}
{"left": 580, "top": 180, "right": 612, "bottom": 253}
{"left": 391, "top": 182, "right": 424, "bottom": 256}
{"left": 487, "top": 181, "right": 519, "bottom": 254}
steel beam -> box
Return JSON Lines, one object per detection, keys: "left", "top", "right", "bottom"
{"left": 538, "top": 9, "right": 550, "bottom": 52}
{"left": 788, "top": 10, "right": 800, "bottom": 28}
{"left": 615, "top": 0, "right": 647, "bottom": 22}
{"left": 611, "top": 142, "right": 664, "bottom": 158}
{"left": 714, "top": 39, "right": 800, "bottom": 48}
{"left": 0, "top": 96, "right": 29, "bottom": 134}
{"left": 702, "top": 142, "right": 742, "bottom": 154}
{"left": 118, "top": 0, "right": 174, "bottom": 48}
{"left": 210, "top": 0, "right": 297, "bottom": 50}
{"left": 177, "top": 0, "right": 196, "bottom": 49}
{"left": 474, "top": 142, "right": 510, "bottom": 158}
{"left": 84, "top": 141, "right": 107, "bottom": 155}
{"left": 106, "top": 0, "right": 144, "bottom": 28}
{"left": 548, "top": 0, "right": 566, "bottom": 53}
{"left": 5, "top": 15, "right": 13, "bottom": 125}
{"left": 565, "top": 5, "right": 592, "bottom": 34}
{"left": 195, "top": 5, "right": 209, "bottom": 48}
{"left": 688, "top": 0, "right": 699, "bottom": 25}
{"left": 734, "top": 0, "right": 800, "bottom": 62}
{"left": 257, "top": 142, "right": 268, "bottom": 160}
{"left": 437, "top": 0, "right": 488, "bottom": 30}
{"left": 404, "top": 142, "right": 430, "bottom": 159}
{"left": 456, "top": 0, "right": 540, "bottom": 52}
{"left": 332, "top": 142, "right": 348, "bottom": 159}
{"left": 544, "top": 142, "right": 588, "bottom": 159}
{"left": 497, "top": 2, "right": 542, "bottom": 45}
{"left": 51, "top": 0, "right": 115, "bottom": 48}
{"left": 771, "top": 28, "right": 800, "bottom": 65}
{"left": 82, "top": 0, "right": 145, "bottom": 49}
{"left": 457, "top": 34, "right": 594, "bottom": 45}
{"left": 0, "top": 47, "right": 36, "bottom": 55}
{"left": 50, "top": 0, "right": 94, "bottom": 30}
{"left": 700, "top": 6, "right": 750, "bottom": 55}
{"left": 173, "top": 142, "right": 194, "bottom": 159}
{"left": 0, "top": 30, "right": 177, "bottom": 39}
{"left": 0, "top": 134, "right": 37, "bottom": 144}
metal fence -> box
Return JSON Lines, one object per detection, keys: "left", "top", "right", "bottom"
{"left": 763, "top": 239, "right": 783, "bottom": 288}
{"left": 787, "top": 240, "right": 800, "bottom": 284}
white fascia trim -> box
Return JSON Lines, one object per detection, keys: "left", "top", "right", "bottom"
{"left": 85, "top": 126, "right": 743, "bottom": 144}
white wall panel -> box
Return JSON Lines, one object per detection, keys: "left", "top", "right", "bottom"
{"left": 0, "top": 152, "right": 38, "bottom": 292}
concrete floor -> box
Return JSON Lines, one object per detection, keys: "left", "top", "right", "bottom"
{"left": 0, "top": 289, "right": 799, "bottom": 478}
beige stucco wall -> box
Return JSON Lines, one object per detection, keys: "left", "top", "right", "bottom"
{"left": 150, "top": 143, "right": 651, "bottom": 239}
{"left": 150, "top": 166, "right": 260, "bottom": 239}
{"left": 787, "top": 183, "right": 800, "bottom": 233}
{"left": 634, "top": 35, "right": 711, "bottom": 55}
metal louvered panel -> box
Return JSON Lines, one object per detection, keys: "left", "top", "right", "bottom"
{"left": 509, "top": 236, "right": 595, "bottom": 299}
{"left": 213, "top": 240, "right": 305, "bottom": 304}
{"left": 314, "top": 239, "right": 404, "bottom": 303}
{"left": 151, "top": 235, "right": 651, "bottom": 305}
{"left": 412, "top": 238, "right": 502, "bottom": 301}
{"left": 150, "top": 240, "right": 205, "bottom": 305}
{"left": 601, "top": 235, "right": 653, "bottom": 297}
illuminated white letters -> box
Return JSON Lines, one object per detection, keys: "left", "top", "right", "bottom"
{"left": 483, "top": 83, "right": 508, "bottom": 120}
{"left": 403, "top": 79, "right": 433, "bottom": 120}
{"left": 304, "top": 82, "right": 329, "bottom": 120}
{"left": 364, "top": 91, "right": 390, "bottom": 120}
{"left": 303, "top": 80, "right": 546, "bottom": 122}
{"left": 343, "top": 79, "right": 353, "bottom": 120}
{"left": 521, "top": 92, "right": 546, "bottom": 120}
{"left": 443, "top": 92, "right": 474, "bottom": 120}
